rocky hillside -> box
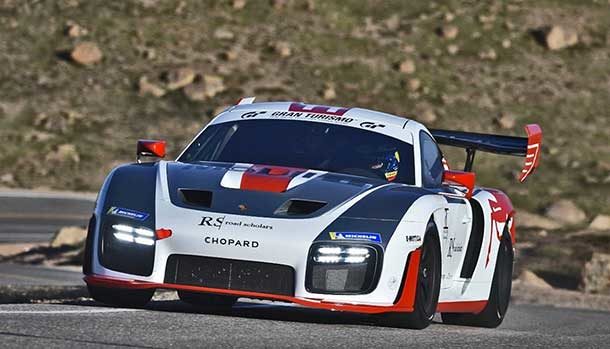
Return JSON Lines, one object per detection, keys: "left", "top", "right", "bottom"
{"left": 1, "top": 0, "right": 609, "bottom": 286}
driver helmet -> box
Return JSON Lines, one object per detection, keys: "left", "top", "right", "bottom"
{"left": 370, "top": 150, "right": 401, "bottom": 181}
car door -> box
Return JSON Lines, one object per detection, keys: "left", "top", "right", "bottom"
{"left": 419, "top": 131, "right": 472, "bottom": 289}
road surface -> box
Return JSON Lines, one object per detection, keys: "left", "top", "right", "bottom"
{"left": 0, "top": 301, "right": 609, "bottom": 348}
{"left": 0, "top": 189, "right": 94, "bottom": 243}
{"left": 0, "top": 189, "right": 89, "bottom": 287}
{"left": 0, "top": 263, "right": 83, "bottom": 286}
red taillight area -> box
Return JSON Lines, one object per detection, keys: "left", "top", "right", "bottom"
{"left": 155, "top": 228, "right": 172, "bottom": 240}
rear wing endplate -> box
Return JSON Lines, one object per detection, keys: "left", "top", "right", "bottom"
{"left": 430, "top": 124, "right": 542, "bottom": 182}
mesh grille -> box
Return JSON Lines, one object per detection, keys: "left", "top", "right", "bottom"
{"left": 311, "top": 264, "right": 369, "bottom": 292}
{"left": 165, "top": 255, "right": 295, "bottom": 296}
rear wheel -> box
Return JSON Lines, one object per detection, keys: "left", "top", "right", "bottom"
{"left": 178, "top": 291, "right": 237, "bottom": 308}
{"left": 441, "top": 234, "right": 513, "bottom": 328}
{"left": 88, "top": 285, "right": 154, "bottom": 308}
{"left": 382, "top": 222, "right": 441, "bottom": 329}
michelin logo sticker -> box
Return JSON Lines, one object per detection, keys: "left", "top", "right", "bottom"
{"left": 329, "top": 232, "right": 382, "bottom": 243}
{"left": 107, "top": 207, "right": 149, "bottom": 221}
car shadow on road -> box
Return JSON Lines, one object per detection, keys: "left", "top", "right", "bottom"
{"left": 62, "top": 298, "right": 444, "bottom": 328}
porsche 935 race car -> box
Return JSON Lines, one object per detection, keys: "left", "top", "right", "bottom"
{"left": 83, "top": 98, "right": 542, "bottom": 329}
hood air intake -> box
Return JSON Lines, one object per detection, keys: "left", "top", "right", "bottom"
{"left": 275, "top": 199, "right": 327, "bottom": 217}
{"left": 179, "top": 189, "right": 213, "bottom": 208}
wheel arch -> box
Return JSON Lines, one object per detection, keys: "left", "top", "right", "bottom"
{"left": 87, "top": 162, "right": 159, "bottom": 277}
{"left": 400, "top": 193, "right": 448, "bottom": 248}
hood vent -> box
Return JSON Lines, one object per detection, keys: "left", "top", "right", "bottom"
{"left": 274, "top": 199, "right": 327, "bottom": 217}
{"left": 179, "top": 189, "right": 213, "bottom": 208}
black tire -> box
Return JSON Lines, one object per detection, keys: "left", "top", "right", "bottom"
{"left": 441, "top": 233, "right": 513, "bottom": 328}
{"left": 381, "top": 221, "right": 442, "bottom": 329}
{"left": 87, "top": 284, "right": 154, "bottom": 308}
{"left": 178, "top": 291, "right": 237, "bottom": 308}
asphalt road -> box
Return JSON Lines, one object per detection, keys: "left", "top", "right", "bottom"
{"left": 0, "top": 263, "right": 83, "bottom": 286}
{"left": 0, "top": 190, "right": 94, "bottom": 243}
{"left": 1, "top": 190, "right": 610, "bottom": 348}
{"left": 0, "top": 301, "right": 609, "bottom": 348}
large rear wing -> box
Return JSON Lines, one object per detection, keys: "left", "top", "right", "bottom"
{"left": 430, "top": 124, "right": 542, "bottom": 182}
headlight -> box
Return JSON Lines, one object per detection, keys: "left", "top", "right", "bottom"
{"left": 306, "top": 244, "right": 381, "bottom": 294}
{"left": 313, "top": 246, "right": 371, "bottom": 264}
{"left": 111, "top": 224, "right": 155, "bottom": 246}
{"left": 100, "top": 220, "right": 161, "bottom": 276}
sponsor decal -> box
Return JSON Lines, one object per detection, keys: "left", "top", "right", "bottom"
{"left": 442, "top": 208, "right": 449, "bottom": 240}
{"left": 270, "top": 111, "right": 354, "bottom": 123}
{"left": 241, "top": 111, "right": 267, "bottom": 119}
{"left": 204, "top": 236, "right": 259, "bottom": 248}
{"left": 406, "top": 235, "right": 421, "bottom": 243}
{"left": 199, "top": 216, "right": 224, "bottom": 229}
{"left": 107, "top": 207, "right": 149, "bottom": 221}
{"left": 288, "top": 102, "right": 350, "bottom": 116}
{"left": 199, "top": 215, "right": 273, "bottom": 230}
{"left": 447, "top": 237, "right": 463, "bottom": 258}
{"left": 225, "top": 221, "right": 273, "bottom": 230}
{"left": 360, "top": 121, "right": 386, "bottom": 129}
{"left": 329, "top": 231, "right": 382, "bottom": 243}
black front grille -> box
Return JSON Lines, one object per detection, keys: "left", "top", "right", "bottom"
{"left": 165, "top": 255, "right": 295, "bottom": 296}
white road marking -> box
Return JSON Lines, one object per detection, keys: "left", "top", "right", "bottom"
{"left": 0, "top": 213, "right": 89, "bottom": 220}
{"left": 0, "top": 189, "right": 95, "bottom": 201}
{"left": 0, "top": 308, "right": 140, "bottom": 315}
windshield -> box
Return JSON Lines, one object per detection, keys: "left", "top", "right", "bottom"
{"left": 179, "top": 120, "right": 415, "bottom": 184}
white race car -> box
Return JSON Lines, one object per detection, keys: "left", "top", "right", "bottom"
{"left": 83, "top": 99, "right": 542, "bottom": 329}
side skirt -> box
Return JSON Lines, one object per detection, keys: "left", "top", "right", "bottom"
{"left": 437, "top": 300, "right": 487, "bottom": 313}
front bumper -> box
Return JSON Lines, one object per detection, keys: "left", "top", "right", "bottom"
{"left": 85, "top": 248, "right": 421, "bottom": 314}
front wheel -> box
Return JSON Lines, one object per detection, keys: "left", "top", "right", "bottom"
{"left": 88, "top": 284, "right": 154, "bottom": 308}
{"left": 381, "top": 221, "right": 441, "bottom": 329}
{"left": 441, "top": 234, "right": 513, "bottom": 328}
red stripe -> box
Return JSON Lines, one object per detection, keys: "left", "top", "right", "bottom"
{"left": 240, "top": 165, "right": 303, "bottom": 193}
{"left": 394, "top": 248, "right": 421, "bottom": 309}
{"left": 436, "top": 300, "right": 487, "bottom": 313}
{"left": 519, "top": 124, "right": 542, "bottom": 182}
{"left": 484, "top": 189, "right": 516, "bottom": 267}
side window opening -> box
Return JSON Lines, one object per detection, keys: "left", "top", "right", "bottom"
{"left": 420, "top": 131, "right": 444, "bottom": 188}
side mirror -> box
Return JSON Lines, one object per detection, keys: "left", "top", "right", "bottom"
{"left": 137, "top": 139, "right": 166, "bottom": 163}
{"left": 442, "top": 170, "right": 475, "bottom": 199}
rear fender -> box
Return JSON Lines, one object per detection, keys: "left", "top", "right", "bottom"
{"left": 476, "top": 189, "right": 515, "bottom": 244}
{"left": 472, "top": 188, "right": 514, "bottom": 274}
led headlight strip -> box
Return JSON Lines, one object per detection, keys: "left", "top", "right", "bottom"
{"left": 112, "top": 224, "right": 155, "bottom": 246}
{"left": 313, "top": 245, "right": 371, "bottom": 264}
